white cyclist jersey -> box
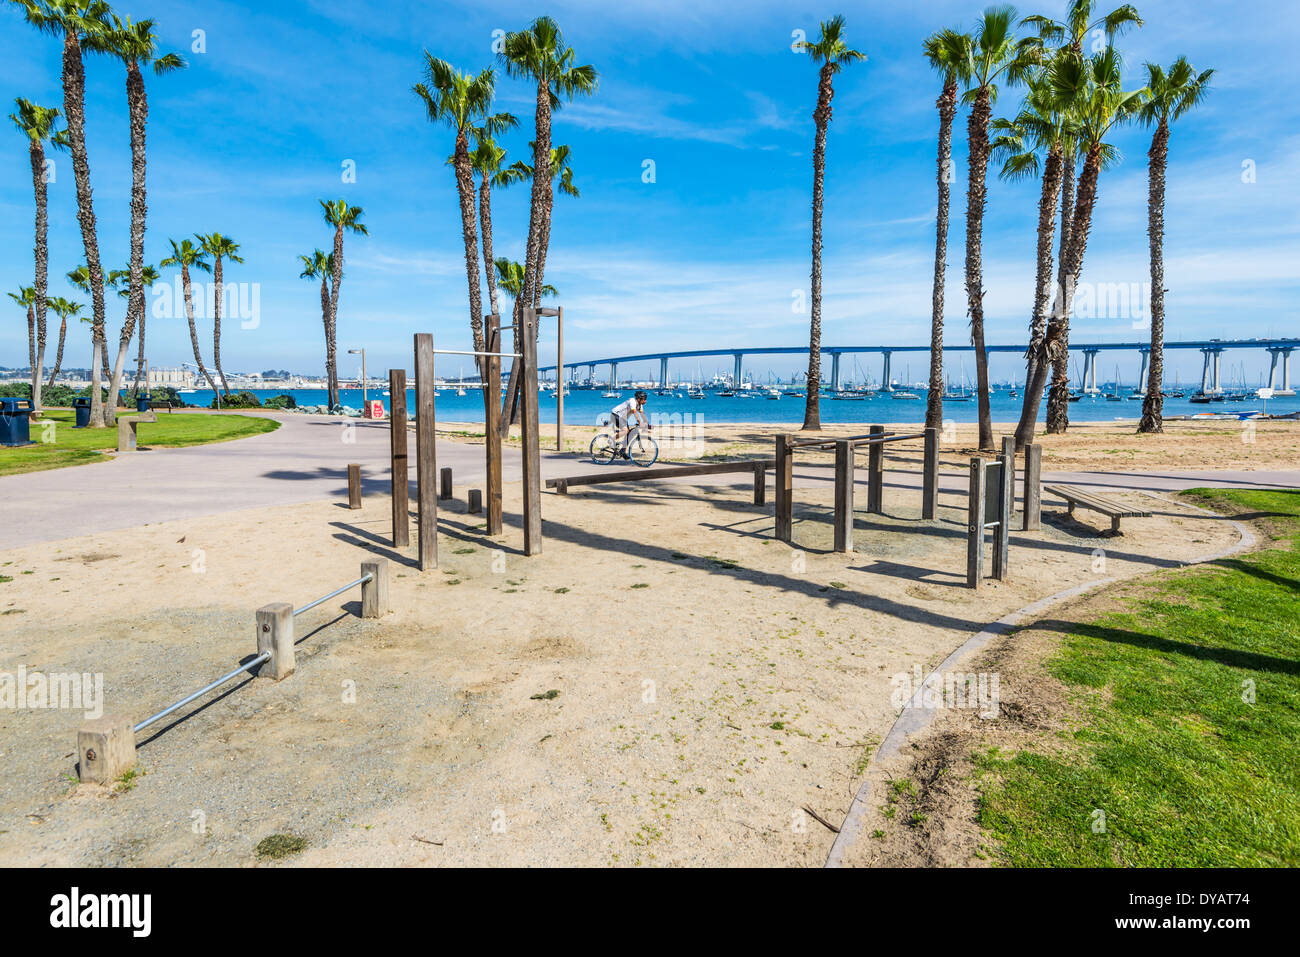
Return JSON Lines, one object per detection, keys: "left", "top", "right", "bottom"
{"left": 611, "top": 397, "right": 640, "bottom": 420}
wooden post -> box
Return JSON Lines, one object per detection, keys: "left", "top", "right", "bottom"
{"left": 414, "top": 333, "right": 437, "bottom": 571}
{"left": 833, "top": 439, "right": 854, "bottom": 553}
{"left": 256, "top": 602, "right": 295, "bottom": 680}
{"left": 440, "top": 466, "right": 452, "bottom": 501}
{"left": 388, "top": 369, "right": 409, "bottom": 547}
{"left": 520, "top": 308, "right": 542, "bottom": 555}
{"left": 752, "top": 460, "right": 766, "bottom": 506}
{"left": 77, "top": 715, "right": 136, "bottom": 784}
{"left": 922, "top": 426, "right": 939, "bottom": 520}
{"left": 347, "top": 463, "right": 362, "bottom": 509}
{"left": 555, "top": 306, "right": 564, "bottom": 452}
{"left": 967, "top": 457, "right": 986, "bottom": 589}
{"left": 1023, "top": 442, "right": 1042, "bottom": 531}
{"left": 485, "top": 317, "right": 503, "bottom": 536}
{"left": 361, "top": 559, "right": 389, "bottom": 618}
{"left": 994, "top": 438, "right": 1014, "bottom": 581}
{"left": 468, "top": 489, "right": 483, "bottom": 514}
{"left": 867, "top": 424, "right": 885, "bottom": 514}
{"left": 774, "top": 434, "right": 794, "bottom": 542}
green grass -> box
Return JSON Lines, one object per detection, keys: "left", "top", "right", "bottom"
{"left": 976, "top": 489, "right": 1300, "bottom": 867}
{"left": 0, "top": 410, "right": 279, "bottom": 476}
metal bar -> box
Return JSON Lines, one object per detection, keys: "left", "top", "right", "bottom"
{"left": 787, "top": 431, "right": 924, "bottom": 450}
{"left": 133, "top": 652, "right": 270, "bottom": 733}
{"left": 430, "top": 348, "right": 521, "bottom": 358}
{"left": 293, "top": 574, "right": 372, "bottom": 617}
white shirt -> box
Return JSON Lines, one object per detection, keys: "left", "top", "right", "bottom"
{"left": 611, "top": 398, "right": 640, "bottom": 418}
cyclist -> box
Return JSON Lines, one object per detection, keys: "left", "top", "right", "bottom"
{"left": 609, "top": 390, "right": 650, "bottom": 459}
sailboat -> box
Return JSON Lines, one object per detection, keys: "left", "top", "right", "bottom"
{"left": 892, "top": 363, "right": 920, "bottom": 399}
{"left": 1106, "top": 365, "right": 1124, "bottom": 401}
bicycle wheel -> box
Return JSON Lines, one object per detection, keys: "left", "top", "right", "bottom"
{"left": 590, "top": 432, "right": 618, "bottom": 465}
{"left": 627, "top": 432, "right": 659, "bottom": 467}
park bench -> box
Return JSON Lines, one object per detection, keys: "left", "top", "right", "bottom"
{"left": 147, "top": 399, "right": 176, "bottom": 413}
{"left": 1044, "top": 483, "right": 1151, "bottom": 535}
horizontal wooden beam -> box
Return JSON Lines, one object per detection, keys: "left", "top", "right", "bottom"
{"left": 548, "top": 459, "right": 775, "bottom": 492}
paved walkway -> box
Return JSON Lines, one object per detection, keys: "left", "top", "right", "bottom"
{"left": 2, "top": 410, "right": 1296, "bottom": 549}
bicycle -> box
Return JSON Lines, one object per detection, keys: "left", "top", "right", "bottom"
{"left": 590, "top": 422, "right": 659, "bottom": 467}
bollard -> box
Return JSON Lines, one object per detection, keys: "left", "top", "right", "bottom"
{"left": 752, "top": 461, "right": 766, "bottom": 507}
{"left": 348, "top": 463, "right": 362, "bottom": 509}
{"left": 1023, "top": 443, "right": 1042, "bottom": 531}
{"left": 77, "top": 714, "right": 136, "bottom": 784}
{"left": 360, "top": 559, "right": 390, "bottom": 618}
{"left": 468, "top": 488, "right": 483, "bottom": 514}
{"left": 967, "top": 457, "right": 986, "bottom": 589}
{"left": 440, "top": 466, "right": 452, "bottom": 501}
{"left": 256, "top": 602, "right": 295, "bottom": 680}
{"left": 414, "top": 333, "right": 437, "bottom": 571}
{"left": 867, "top": 425, "right": 885, "bottom": 514}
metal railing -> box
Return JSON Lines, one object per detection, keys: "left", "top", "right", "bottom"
{"left": 132, "top": 573, "right": 375, "bottom": 735}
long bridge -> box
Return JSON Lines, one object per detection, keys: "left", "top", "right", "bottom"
{"left": 537, "top": 338, "right": 1299, "bottom": 395}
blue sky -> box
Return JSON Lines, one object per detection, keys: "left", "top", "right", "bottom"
{"left": 2, "top": 0, "right": 1297, "bottom": 386}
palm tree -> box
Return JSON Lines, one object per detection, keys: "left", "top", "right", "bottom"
{"left": 414, "top": 58, "right": 496, "bottom": 359}
{"left": 507, "top": 142, "right": 579, "bottom": 320}
{"left": 1137, "top": 57, "right": 1212, "bottom": 434}
{"left": 794, "top": 15, "right": 865, "bottom": 431}
{"left": 90, "top": 13, "right": 184, "bottom": 424}
{"left": 66, "top": 263, "right": 117, "bottom": 383}
{"left": 1041, "top": 47, "right": 1143, "bottom": 433}
{"left": 961, "top": 5, "right": 1036, "bottom": 450}
{"left": 319, "top": 200, "right": 367, "bottom": 411}
{"left": 9, "top": 97, "right": 68, "bottom": 415}
{"left": 298, "top": 249, "right": 333, "bottom": 354}
{"left": 126, "top": 264, "right": 160, "bottom": 398}
{"left": 160, "top": 238, "right": 219, "bottom": 399}
{"left": 469, "top": 115, "right": 522, "bottom": 320}
{"left": 495, "top": 258, "right": 556, "bottom": 302}
{"left": 17, "top": 0, "right": 114, "bottom": 425}
{"left": 499, "top": 17, "right": 597, "bottom": 315}
{"left": 45, "top": 296, "right": 80, "bottom": 385}
{"left": 995, "top": 69, "right": 1083, "bottom": 450}
{"left": 9, "top": 286, "right": 37, "bottom": 385}
{"left": 921, "top": 29, "right": 969, "bottom": 432}
{"left": 1023, "top": 1, "right": 1142, "bottom": 57}
{"left": 196, "top": 232, "right": 242, "bottom": 395}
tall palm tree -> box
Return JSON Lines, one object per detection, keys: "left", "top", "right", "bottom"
{"left": 995, "top": 70, "right": 1083, "bottom": 450}
{"left": 319, "top": 199, "right": 367, "bottom": 411}
{"left": 160, "top": 238, "right": 218, "bottom": 399}
{"left": 9, "top": 97, "right": 68, "bottom": 415}
{"left": 1137, "top": 57, "right": 1212, "bottom": 434}
{"left": 90, "top": 13, "right": 184, "bottom": 424}
{"left": 66, "top": 263, "right": 117, "bottom": 383}
{"left": 469, "top": 115, "right": 522, "bottom": 320}
{"left": 508, "top": 142, "right": 579, "bottom": 319}
{"left": 921, "top": 29, "right": 969, "bottom": 432}
{"left": 1041, "top": 47, "right": 1143, "bottom": 433}
{"left": 962, "top": 5, "right": 1036, "bottom": 450}
{"left": 16, "top": 0, "right": 113, "bottom": 425}
{"left": 196, "top": 232, "right": 243, "bottom": 395}
{"left": 45, "top": 296, "right": 80, "bottom": 385}
{"left": 126, "top": 264, "right": 160, "bottom": 398}
{"left": 1023, "top": 1, "right": 1142, "bottom": 57}
{"left": 9, "top": 286, "right": 36, "bottom": 384}
{"left": 298, "top": 249, "right": 334, "bottom": 357}
{"left": 414, "top": 58, "right": 495, "bottom": 360}
{"left": 495, "top": 258, "right": 556, "bottom": 302}
{"left": 499, "top": 17, "right": 597, "bottom": 315}
{"left": 794, "top": 15, "right": 865, "bottom": 431}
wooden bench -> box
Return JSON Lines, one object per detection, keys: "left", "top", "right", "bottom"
{"left": 1044, "top": 484, "right": 1151, "bottom": 535}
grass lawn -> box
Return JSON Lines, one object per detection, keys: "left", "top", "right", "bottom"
{"left": 0, "top": 410, "right": 279, "bottom": 477}
{"left": 976, "top": 488, "right": 1300, "bottom": 867}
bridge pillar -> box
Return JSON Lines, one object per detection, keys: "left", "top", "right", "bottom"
{"left": 1285, "top": 348, "right": 1294, "bottom": 394}
{"left": 659, "top": 357, "right": 668, "bottom": 390}
{"left": 1267, "top": 347, "right": 1295, "bottom": 394}
{"left": 1082, "top": 349, "right": 1100, "bottom": 393}
{"left": 1211, "top": 348, "right": 1223, "bottom": 393}
{"left": 610, "top": 362, "right": 618, "bottom": 389}
{"left": 733, "top": 353, "right": 743, "bottom": 389}
{"left": 881, "top": 351, "right": 892, "bottom": 392}
{"left": 830, "top": 353, "right": 841, "bottom": 392}
{"left": 1200, "top": 349, "right": 1212, "bottom": 393}
{"left": 1137, "top": 348, "right": 1150, "bottom": 395}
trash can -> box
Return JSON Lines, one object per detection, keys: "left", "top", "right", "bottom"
{"left": 0, "top": 397, "right": 34, "bottom": 446}
{"left": 136, "top": 393, "right": 151, "bottom": 413}
{"left": 73, "top": 396, "right": 92, "bottom": 428}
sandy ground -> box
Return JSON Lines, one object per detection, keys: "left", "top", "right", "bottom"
{"left": 458, "top": 416, "right": 1300, "bottom": 474}
{"left": 0, "top": 453, "right": 1242, "bottom": 867}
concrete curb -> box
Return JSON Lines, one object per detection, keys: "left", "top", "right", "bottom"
{"left": 824, "top": 490, "right": 1258, "bottom": 868}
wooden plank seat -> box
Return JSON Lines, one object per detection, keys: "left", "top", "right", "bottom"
{"left": 1044, "top": 483, "right": 1151, "bottom": 535}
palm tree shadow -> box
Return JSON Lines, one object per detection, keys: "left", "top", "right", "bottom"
{"left": 1034, "top": 618, "right": 1300, "bottom": 675}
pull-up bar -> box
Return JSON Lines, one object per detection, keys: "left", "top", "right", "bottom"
{"left": 430, "top": 348, "right": 522, "bottom": 359}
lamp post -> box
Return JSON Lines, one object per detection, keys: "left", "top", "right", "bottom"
{"left": 348, "top": 348, "right": 367, "bottom": 414}
{"left": 537, "top": 306, "right": 562, "bottom": 451}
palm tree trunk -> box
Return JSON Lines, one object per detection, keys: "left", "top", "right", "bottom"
{"left": 1139, "top": 120, "right": 1169, "bottom": 434}
{"left": 964, "top": 87, "right": 994, "bottom": 450}
{"left": 212, "top": 255, "right": 230, "bottom": 394}
{"left": 61, "top": 28, "right": 107, "bottom": 427}
{"left": 453, "top": 129, "right": 485, "bottom": 360}
{"left": 480, "top": 174, "right": 500, "bottom": 319}
{"left": 327, "top": 225, "right": 344, "bottom": 410}
{"left": 926, "top": 78, "right": 957, "bottom": 432}
{"left": 29, "top": 139, "right": 48, "bottom": 415}
{"left": 1045, "top": 144, "right": 1103, "bottom": 433}
{"left": 802, "top": 63, "right": 835, "bottom": 432}
{"left": 180, "top": 263, "right": 219, "bottom": 399}
{"left": 27, "top": 306, "right": 36, "bottom": 380}
{"left": 48, "top": 317, "right": 66, "bottom": 387}
{"left": 132, "top": 302, "right": 146, "bottom": 399}
{"left": 1012, "top": 145, "right": 1065, "bottom": 451}
{"left": 520, "top": 76, "right": 552, "bottom": 327}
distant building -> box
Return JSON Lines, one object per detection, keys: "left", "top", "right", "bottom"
{"left": 147, "top": 367, "right": 195, "bottom": 388}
